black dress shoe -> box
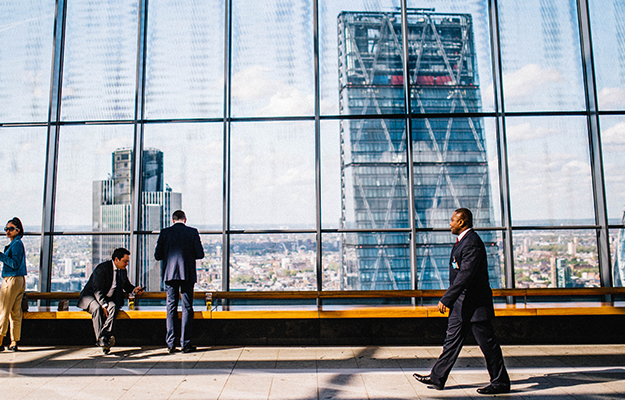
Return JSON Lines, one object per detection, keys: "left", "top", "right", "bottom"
{"left": 413, "top": 373, "right": 444, "bottom": 390}
{"left": 8, "top": 345, "right": 18, "bottom": 352}
{"left": 167, "top": 347, "right": 178, "bottom": 354}
{"left": 477, "top": 384, "right": 510, "bottom": 395}
{"left": 182, "top": 345, "right": 196, "bottom": 353}
{"left": 0, "top": 345, "right": 4, "bottom": 352}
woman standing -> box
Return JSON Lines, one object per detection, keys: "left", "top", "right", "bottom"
{"left": 0, "top": 217, "right": 27, "bottom": 351}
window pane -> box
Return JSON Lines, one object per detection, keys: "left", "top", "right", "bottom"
{"left": 55, "top": 125, "right": 134, "bottom": 239}
{"left": 196, "top": 234, "right": 222, "bottom": 291}
{"left": 51, "top": 235, "right": 133, "bottom": 292}
{"left": 498, "top": 0, "right": 585, "bottom": 111}
{"left": 589, "top": 0, "right": 625, "bottom": 111}
{"left": 60, "top": 0, "right": 139, "bottom": 121}
{"left": 138, "top": 234, "right": 221, "bottom": 291}
{"left": 339, "top": 232, "right": 410, "bottom": 290}
{"left": 145, "top": 0, "right": 224, "bottom": 119}
{"left": 321, "top": 120, "right": 341, "bottom": 229}
{"left": 506, "top": 117, "right": 594, "bottom": 225}
{"left": 231, "top": 0, "right": 314, "bottom": 117}
{"left": 513, "top": 230, "right": 599, "bottom": 288}
{"left": 230, "top": 234, "right": 316, "bottom": 291}
{"left": 143, "top": 123, "right": 223, "bottom": 229}
{"left": 413, "top": 117, "right": 500, "bottom": 228}
{"left": 230, "top": 122, "right": 315, "bottom": 229}
{"left": 406, "top": 1, "right": 495, "bottom": 113}
{"left": 611, "top": 228, "right": 625, "bottom": 287}
{"left": 417, "top": 230, "right": 503, "bottom": 290}
{"left": 321, "top": 0, "right": 400, "bottom": 116}
{"left": 0, "top": 127, "right": 47, "bottom": 229}
{"left": 0, "top": 0, "right": 54, "bottom": 122}
{"left": 338, "top": 119, "right": 409, "bottom": 230}
{"left": 601, "top": 116, "right": 625, "bottom": 223}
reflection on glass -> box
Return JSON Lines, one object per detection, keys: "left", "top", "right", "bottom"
{"left": 0, "top": 0, "right": 54, "bottom": 122}
{"left": 589, "top": 0, "right": 625, "bottom": 111}
{"left": 145, "top": 0, "right": 224, "bottom": 119}
{"left": 55, "top": 125, "right": 134, "bottom": 231}
{"left": 51, "top": 235, "right": 100, "bottom": 292}
{"left": 144, "top": 124, "right": 223, "bottom": 229}
{"left": 231, "top": 0, "right": 314, "bottom": 117}
{"left": 139, "top": 234, "right": 222, "bottom": 291}
{"left": 229, "top": 234, "right": 317, "bottom": 291}
{"left": 61, "top": 0, "right": 139, "bottom": 121}
{"left": 0, "top": 128, "right": 47, "bottom": 229}
{"left": 498, "top": 0, "right": 585, "bottom": 111}
{"left": 513, "top": 230, "right": 599, "bottom": 288}
{"left": 230, "top": 122, "right": 315, "bottom": 229}
{"left": 610, "top": 228, "right": 625, "bottom": 287}
{"left": 600, "top": 116, "right": 625, "bottom": 222}
{"left": 506, "top": 117, "right": 594, "bottom": 225}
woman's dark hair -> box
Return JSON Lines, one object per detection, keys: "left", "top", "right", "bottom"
{"left": 7, "top": 217, "right": 24, "bottom": 238}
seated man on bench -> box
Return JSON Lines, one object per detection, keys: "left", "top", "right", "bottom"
{"left": 78, "top": 248, "right": 144, "bottom": 354}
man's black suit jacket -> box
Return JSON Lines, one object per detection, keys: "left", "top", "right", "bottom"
{"left": 77, "top": 260, "right": 135, "bottom": 310}
{"left": 154, "top": 222, "right": 204, "bottom": 283}
{"left": 439, "top": 229, "right": 495, "bottom": 322}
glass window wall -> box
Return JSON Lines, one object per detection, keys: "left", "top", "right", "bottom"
{"left": 1, "top": 1, "right": 623, "bottom": 294}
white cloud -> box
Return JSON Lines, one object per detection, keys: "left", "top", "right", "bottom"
{"left": 231, "top": 65, "right": 319, "bottom": 116}
{"left": 598, "top": 87, "right": 625, "bottom": 108}
{"left": 231, "top": 66, "right": 277, "bottom": 100}
{"left": 505, "top": 122, "right": 558, "bottom": 142}
{"left": 257, "top": 87, "right": 314, "bottom": 116}
{"left": 502, "top": 64, "right": 562, "bottom": 98}
{"left": 601, "top": 122, "right": 625, "bottom": 145}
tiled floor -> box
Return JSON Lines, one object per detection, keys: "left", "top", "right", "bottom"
{"left": 1, "top": 344, "right": 624, "bottom": 399}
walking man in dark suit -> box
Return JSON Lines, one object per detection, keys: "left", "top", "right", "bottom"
{"left": 413, "top": 208, "right": 510, "bottom": 395}
{"left": 155, "top": 210, "right": 204, "bottom": 353}
{"left": 78, "top": 248, "right": 144, "bottom": 354}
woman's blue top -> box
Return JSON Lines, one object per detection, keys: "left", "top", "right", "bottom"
{"left": 0, "top": 237, "right": 27, "bottom": 277}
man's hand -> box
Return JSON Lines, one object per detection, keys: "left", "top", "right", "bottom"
{"left": 102, "top": 305, "right": 109, "bottom": 318}
{"left": 133, "top": 286, "right": 145, "bottom": 295}
{"left": 438, "top": 301, "right": 448, "bottom": 314}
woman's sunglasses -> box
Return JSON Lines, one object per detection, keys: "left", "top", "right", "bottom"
{"left": 4, "top": 226, "right": 17, "bottom": 232}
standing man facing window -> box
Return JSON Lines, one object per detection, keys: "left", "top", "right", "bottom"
{"left": 155, "top": 210, "right": 204, "bottom": 353}
{"left": 413, "top": 208, "right": 510, "bottom": 395}
{"left": 78, "top": 247, "right": 144, "bottom": 354}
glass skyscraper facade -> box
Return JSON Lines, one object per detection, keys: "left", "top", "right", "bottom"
{"left": 1, "top": 0, "right": 624, "bottom": 294}
{"left": 338, "top": 11, "right": 499, "bottom": 290}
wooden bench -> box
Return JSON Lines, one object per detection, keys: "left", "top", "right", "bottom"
{"left": 22, "top": 288, "right": 625, "bottom": 320}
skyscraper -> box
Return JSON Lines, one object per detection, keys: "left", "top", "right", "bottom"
{"left": 338, "top": 11, "right": 500, "bottom": 290}
{"left": 93, "top": 148, "right": 181, "bottom": 290}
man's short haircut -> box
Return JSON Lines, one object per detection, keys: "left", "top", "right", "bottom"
{"left": 112, "top": 247, "right": 130, "bottom": 261}
{"left": 454, "top": 208, "right": 473, "bottom": 228}
{"left": 172, "top": 210, "right": 186, "bottom": 221}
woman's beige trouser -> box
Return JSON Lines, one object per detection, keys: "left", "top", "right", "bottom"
{"left": 0, "top": 276, "right": 26, "bottom": 341}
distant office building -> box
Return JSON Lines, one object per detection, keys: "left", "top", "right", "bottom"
{"left": 338, "top": 11, "right": 500, "bottom": 290}
{"left": 556, "top": 258, "right": 571, "bottom": 287}
{"left": 93, "top": 148, "right": 181, "bottom": 290}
